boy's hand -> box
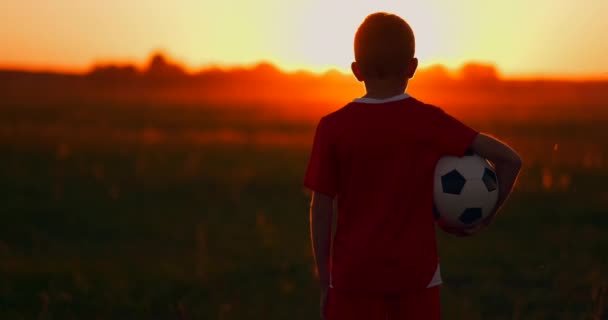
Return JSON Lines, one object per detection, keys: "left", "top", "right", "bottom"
{"left": 440, "top": 223, "right": 485, "bottom": 237}
{"left": 440, "top": 208, "right": 499, "bottom": 237}
{"left": 320, "top": 287, "right": 329, "bottom": 320}
{"left": 443, "top": 226, "right": 480, "bottom": 237}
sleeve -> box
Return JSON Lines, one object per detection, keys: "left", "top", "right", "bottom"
{"left": 433, "top": 108, "right": 479, "bottom": 157}
{"left": 303, "top": 117, "right": 338, "bottom": 198}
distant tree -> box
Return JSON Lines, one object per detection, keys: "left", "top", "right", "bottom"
{"left": 321, "top": 68, "right": 346, "bottom": 80}
{"left": 415, "top": 64, "right": 452, "bottom": 84}
{"left": 252, "top": 62, "right": 280, "bottom": 75}
{"left": 459, "top": 63, "right": 500, "bottom": 82}
{"left": 145, "top": 52, "right": 187, "bottom": 79}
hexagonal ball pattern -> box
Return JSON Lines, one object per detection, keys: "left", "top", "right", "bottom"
{"left": 482, "top": 168, "right": 498, "bottom": 192}
{"left": 441, "top": 170, "right": 466, "bottom": 195}
{"left": 459, "top": 207, "right": 482, "bottom": 224}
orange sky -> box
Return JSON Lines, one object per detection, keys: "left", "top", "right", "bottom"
{"left": 1, "top": 0, "right": 607, "bottom": 78}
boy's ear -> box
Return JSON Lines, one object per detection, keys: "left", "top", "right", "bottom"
{"left": 351, "top": 62, "right": 364, "bottom": 82}
{"left": 406, "top": 58, "right": 418, "bottom": 79}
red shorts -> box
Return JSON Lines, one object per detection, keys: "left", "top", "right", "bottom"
{"left": 326, "top": 286, "right": 440, "bottom": 320}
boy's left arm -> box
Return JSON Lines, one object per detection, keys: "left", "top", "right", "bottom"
{"left": 310, "top": 191, "right": 333, "bottom": 319}
{"left": 304, "top": 117, "right": 337, "bottom": 318}
{"left": 310, "top": 191, "right": 333, "bottom": 289}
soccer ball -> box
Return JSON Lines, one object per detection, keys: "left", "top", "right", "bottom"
{"left": 433, "top": 151, "right": 499, "bottom": 229}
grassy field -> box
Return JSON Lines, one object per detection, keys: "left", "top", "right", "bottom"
{"left": 0, "top": 102, "right": 607, "bottom": 319}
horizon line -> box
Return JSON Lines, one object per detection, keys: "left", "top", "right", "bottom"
{"left": 0, "top": 59, "right": 607, "bottom": 82}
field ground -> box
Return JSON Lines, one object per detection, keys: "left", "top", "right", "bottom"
{"left": 0, "top": 103, "right": 607, "bottom": 319}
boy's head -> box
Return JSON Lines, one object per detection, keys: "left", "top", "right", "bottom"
{"left": 352, "top": 12, "right": 418, "bottom": 85}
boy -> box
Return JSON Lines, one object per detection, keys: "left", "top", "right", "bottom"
{"left": 304, "top": 12, "right": 522, "bottom": 320}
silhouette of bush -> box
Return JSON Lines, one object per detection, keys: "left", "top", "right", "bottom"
{"left": 88, "top": 64, "right": 139, "bottom": 82}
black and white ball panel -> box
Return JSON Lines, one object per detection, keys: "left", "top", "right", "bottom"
{"left": 482, "top": 168, "right": 498, "bottom": 192}
{"left": 460, "top": 208, "right": 482, "bottom": 224}
{"left": 440, "top": 170, "right": 466, "bottom": 195}
{"left": 433, "top": 154, "right": 499, "bottom": 229}
{"left": 435, "top": 154, "right": 492, "bottom": 179}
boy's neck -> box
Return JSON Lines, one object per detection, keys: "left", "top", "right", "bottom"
{"left": 362, "top": 90, "right": 406, "bottom": 100}
{"left": 362, "top": 79, "right": 408, "bottom": 100}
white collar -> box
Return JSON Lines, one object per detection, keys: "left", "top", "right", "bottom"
{"left": 353, "top": 93, "right": 410, "bottom": 104}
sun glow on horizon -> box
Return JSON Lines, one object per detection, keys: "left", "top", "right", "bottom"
{"left": 0, "top": 0, "right": 606, "bottom": 78}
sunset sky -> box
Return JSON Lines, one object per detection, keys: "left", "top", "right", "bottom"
{"left": 1, "top": 0, "right": 607, "bottom": 78}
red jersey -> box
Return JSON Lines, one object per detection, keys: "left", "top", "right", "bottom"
{"left": 304, "top": 94, "right": 478, "bottom": 294}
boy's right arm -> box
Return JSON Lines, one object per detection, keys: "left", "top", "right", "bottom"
{"left": 471, "top": 133, "right": 522, "bottom": 218}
